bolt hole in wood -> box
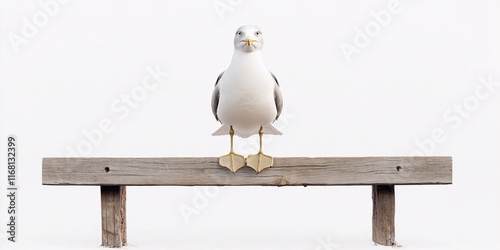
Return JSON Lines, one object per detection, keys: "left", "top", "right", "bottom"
{"left": 396, "top": 166, "right": 401, "bottom": 171}
{"left": 105, "top": 167, "right": 110, "bottom": 173}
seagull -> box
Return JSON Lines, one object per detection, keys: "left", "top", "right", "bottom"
{"left": 211, "top": 25, "right": 283, "bottom": 173}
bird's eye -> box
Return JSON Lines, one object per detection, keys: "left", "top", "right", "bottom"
{"left": 255, "top": 31, "right": 261, "bottom": 36}
{"left": 237, "top": 31, "right": 242, "bottom": 36}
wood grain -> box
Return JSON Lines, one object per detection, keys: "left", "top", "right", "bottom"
{"left": 42, "top": 157, "right": 452, "bottom": 186}
{"left": 372, "top": 185, "right": 396, "bottom": 246}
{"left": 101, "top": 186, "right": 126, "bottom": 248}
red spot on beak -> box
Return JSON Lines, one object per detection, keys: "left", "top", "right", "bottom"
{"left": 244, "top": 36, "right": 255, "bottom": 47}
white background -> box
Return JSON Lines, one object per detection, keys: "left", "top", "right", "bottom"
{"left": 1, "top": 0, "right": 500, "bottom": 249}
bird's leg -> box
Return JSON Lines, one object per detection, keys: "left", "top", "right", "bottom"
{"left": 219, "top": 126, "right": 245, "bottom": 173}
{"left": 246, "top": 126, "right": 273, "bottom": 173}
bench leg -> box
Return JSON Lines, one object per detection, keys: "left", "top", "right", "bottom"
{"left": 101, "top": 186, "right": 127, "bottom": 248}
{"left": 372, "top": 185, "right": 396, "bottom": 246}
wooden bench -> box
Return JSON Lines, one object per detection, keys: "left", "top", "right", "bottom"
{"left": 42, "top": 156, "right": 452, "bottom": 248}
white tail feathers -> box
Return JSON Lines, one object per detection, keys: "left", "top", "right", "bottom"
{"left": 211, "top": 124, "right": 231, "bottom": 136}
{"left": 262, "top": 124, "right": 283, "bottom": 135}
{"left": 212, "top": 124, "right": 282, "bottom": 138}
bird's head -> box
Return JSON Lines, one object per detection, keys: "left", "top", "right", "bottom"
{"left": 233, "top": 25, "right": 264, "bottom": 53}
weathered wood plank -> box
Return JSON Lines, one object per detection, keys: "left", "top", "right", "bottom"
{"left": 372, "top": 185, "right": 396, "bottom": 246}
{"left": 42, "top": 157, "right": 452, "bottom": 186}
{"left": 101, "top": 186, "right": 126, "bottom": 248}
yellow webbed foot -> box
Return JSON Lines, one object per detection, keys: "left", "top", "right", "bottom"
{"left": 246, "top": 153, "right": 273, "bottom": 173}
{"left": 219, "top": 153, "right": 246, "bottom": 173}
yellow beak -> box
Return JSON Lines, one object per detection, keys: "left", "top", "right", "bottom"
{"left": 243, "top": 36, "right": 256, "bottom": 47}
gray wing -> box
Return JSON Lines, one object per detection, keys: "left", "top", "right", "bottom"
{"left": 270, "top": 72, "right": 283, "bottom": 121}
{"left": 211, "top": 71, "right": 224, "bottom": 122}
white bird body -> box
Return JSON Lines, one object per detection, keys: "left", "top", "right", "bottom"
{"left": 212, "top": 25, "right": 282, "bottom": 138}
{"left": 216, "top": 50, "right": 278, "bottom": 137}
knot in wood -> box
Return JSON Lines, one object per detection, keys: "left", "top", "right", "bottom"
{"left": 275, "top": 176, "right": 290, "bottom": 186}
